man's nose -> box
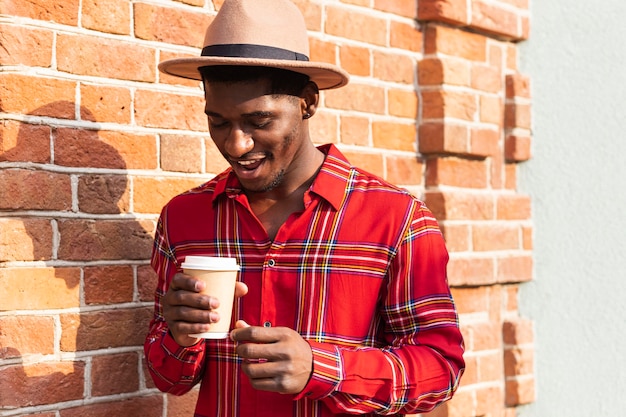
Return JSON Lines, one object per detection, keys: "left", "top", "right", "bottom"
{"left": 224, "top": 126, "right": 254, "bottom": 158}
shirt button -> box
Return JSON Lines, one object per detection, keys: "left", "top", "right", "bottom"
{"left": 267, "top": 259, "right": 276, "bottom": 267}
{"left": 263, "top": 321, "right": 272, "bottom": 327}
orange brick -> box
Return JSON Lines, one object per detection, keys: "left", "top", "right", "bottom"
{"left": 476, "top": 385, "right": 505, "bottom": 416}
{"left": 339, "top": 115, "right": 370, "bottom": 147}
{"left": 0, "top": 361, "right": 85, "bottom": 408}
{"left": 506, "top": 73, "right": 531, "bottom": 98}
{"left": 479, "top": 351, "right": 504, "bottom": 382}
{"left": 496, "top": 194, "right": 531, "bottom": 220}
{"left": 339, "top": 44, "right": 371, "bottom": 77}
{"left": 503, "top": 318, "right": 534, "bottom": 345}
{"left": 446, "top": 256, "right": 496, "bottom": 286}
{"left": 292, "top": 0, "right": 322, "bottom": 31}
{"left": 505, "top": 377, "right": 535, "bottom": 406}
{"left": 497, "top": 255, "right": 533, "bottom": 283}
{"left": 470, "top": 128, "right": 500, "bottom": 157}
{"left": 385, "top": 153, "right": 423, "bottom": 186}
{"left": 309, "top": 38, "right": 337, "bottom": 67}
{"left": 0, "top": 219, "right": 54, "bottom": 262}
{"left": 56, "top": 33, "right": 156, "bottom": 82}
{"left": 479, "top": 94, "right": 503, "bottom": 125}
{"left": 373, "top": 50, "right": 414, "bottom": 84}
{"left": 325, "top": 83, "right": 386, "bottom": 114}
{"left": 504, "top": 162, "right": 518, "bottom": 190}
{"left": 134, "top": 3, "right": 211, "bottom": 48}
{"left": 422, "top": 90, "right": 477, "bottom": 121}
{"left": 418, "top": 57, "right": 471, "bottom": 87}
{"left": 158, "top": 50, "right": 204, "bottom": 87}
{"left": 425, "top": 190, "right": 495, "bottom": 221}
{"left": 390, "top": 20, "right": 422, "bottom": 52}
{"left": 161, "top": 134, "right": 204, "bottom": 173}
{"left": 471, "top": 64, "right": 502, "bottom": 93}
{"left": 374, "top": 0, "right": 416, "bottom": 18}
{"left": 522, "top": 225, "right": 533, "bottom": 250}
{"left": 450, "top": 286, "right": 488, "bottom": 315}
{"left": 426, "top": 387, "right": 474, "bottom": 417}
{"left": 205, "top": 138, "right": 232, "bottom": 174}
{"left": 91, "top": 352, "right": 139, "bottom": 396}
{"left": 418, "top": 0, "right": 468, "bottom": 25}
{"left": 340, "top": 150, "right": 384, "bottom": 178}
{"left": 82, "top": 0, "right": 131, "bottom": 35}
{"left": 326, "top": 6, "right": 387, "bottom": 46}
{"left": 504, "top": 347, "right": 534, "bottom": 376}
{"left": 388, "top": 88, "right": 418, "bottom": 118}
{"left": 0, "top": 169, "right": 72, "bottom": 211}
{"left": 471, "top": 0, "right": 522, "bottom": 40}
{"left": 419, "top": 122, "right": 469, "bottom": 155}
{"left": 0, "top": 0, "right": 79, "bottom": 25}
{"left": 472, "top": 223, "right": 521, "bottom": 251}
{"left": 426, "top": 157, "right": 489, "bottom": 188}
{"left": 60, "top": 395, "right": 163, "bottom": 417}
{"left": 80, "top": 84, "right": 132, "bottom": 124}
{"left": 505, "top": 134, "right": 531, "bottom": 161}
{"left": 504, "top": 102, "right": 531, "bottom": 129}
{"left": 0, "top": 24, "right": 53, "bottom": 67}
{"left": 84, "top": 265, "right": 134, "bottom": 305}
{"left": 78, "top": 174, "right": 130, "bottom": 214}
{"left": 0, "top": 74, "right": 76, "bottom": 117}
{"left": 0, "top": 315, "right": 55, "bottom": 358}
{"left": 133, "top": 176, "right": 206, "bottom": 214}
{"left": 0, "top": 267, "right": 80, "bottom": 311}
{"left": 309, "top": 111, "right": 338, "bottom": 145}
{"left": 425, "top": 25, "right": 487, "bottom": 62}
{"left": 469, "top": 321, "right": 502, "bottom": 351}
{"left": 60, "top": 307, "right": 153, "bottom": 352}
{"left": 0, "top": 120, "right": 51, "bottom": 163}
{"left": 56, "top": 219, "right": 154, "bottom": 261}
{"left": 135, "top": 89, "right": 207, "bottom": 131}
{"left": 372, "top": 121, "right": 416, "bottom": 152}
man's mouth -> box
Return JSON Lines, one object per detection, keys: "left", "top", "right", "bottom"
{"left": 232, "top": 156, "right": 265, "bottom": 171}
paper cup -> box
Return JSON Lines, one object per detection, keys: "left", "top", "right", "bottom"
{"left": 181, "top": 256, "right": 240, "bottom": 339}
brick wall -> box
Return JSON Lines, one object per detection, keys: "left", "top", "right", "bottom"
{"left": 0, "top": 0, "right": 534, "bottom": 415}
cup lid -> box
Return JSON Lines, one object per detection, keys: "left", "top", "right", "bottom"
{"left": 181, "top": 256, "right": 240, "bottom": 271}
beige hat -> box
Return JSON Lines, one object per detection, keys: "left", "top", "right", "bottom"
{"left": 158, "top": 0, "right": 350, "bottom": 90}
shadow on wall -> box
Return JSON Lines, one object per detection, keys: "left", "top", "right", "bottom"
{"left": 0, "top": 101, "right": 159, "bottom": 413}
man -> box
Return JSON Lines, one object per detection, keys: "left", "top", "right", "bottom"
{"left": 144, "top": 0, "right": 465, "bottom": 416}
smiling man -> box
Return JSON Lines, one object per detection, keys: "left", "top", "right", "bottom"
{"left": 144, "top": 1, "right": 465, "bottom": 416}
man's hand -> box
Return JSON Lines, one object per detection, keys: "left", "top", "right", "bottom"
{"left": 230, "top": 321, "right": 313, "bottom": 394}
{"left": 162, "top": 273, "right": 248, "bottom": 347}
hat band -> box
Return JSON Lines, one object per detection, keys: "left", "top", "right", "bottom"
{"left": 201, "top": 44, "right": 309, "bottom": 61}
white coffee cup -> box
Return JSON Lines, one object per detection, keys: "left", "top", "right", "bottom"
{"left": 181, "top": 255, "right": 240, "bottom": 339}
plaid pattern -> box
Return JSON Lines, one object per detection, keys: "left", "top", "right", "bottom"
{"left": 144, "top": 144, "right": 464, "bottom": 416}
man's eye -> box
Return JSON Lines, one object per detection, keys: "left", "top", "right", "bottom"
{"left": 250, "top": 119, "right": 271, "bottom": 129}
{"left": 208, "top": 117, "right": 228, "bottom": 128}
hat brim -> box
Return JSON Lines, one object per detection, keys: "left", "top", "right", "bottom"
{"left": 159, "top": 57, "right": 349, "bottom": 90}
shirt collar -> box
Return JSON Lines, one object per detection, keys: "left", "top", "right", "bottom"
{"left": 211, "top": 143, "right": 351, "bottom": 211}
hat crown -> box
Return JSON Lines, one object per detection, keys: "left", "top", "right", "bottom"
{"left": 204, "top": 0, "right": 309, "bottom": 57}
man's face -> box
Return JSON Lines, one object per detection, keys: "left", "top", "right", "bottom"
{"left": 203, "top": 78, "right": 307, "bottom": 194}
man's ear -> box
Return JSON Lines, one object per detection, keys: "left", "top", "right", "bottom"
{"left": 300, "top": 81, "right": 320, "bottom": 119}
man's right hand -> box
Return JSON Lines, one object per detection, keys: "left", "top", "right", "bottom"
{"left": 162, "top": 272, "right": 248, "bottom": 346}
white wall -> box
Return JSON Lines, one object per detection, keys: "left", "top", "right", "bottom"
{"left": 518, "top": 0, "right": 626, "bottom": 415}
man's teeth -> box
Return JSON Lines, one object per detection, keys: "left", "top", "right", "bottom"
{"left": 238, "top": 160, "right": 256, "bottom": 166}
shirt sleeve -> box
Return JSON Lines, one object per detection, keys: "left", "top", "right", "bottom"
{"left": 143, "top": 207, "right": 208, "bottom": 395}
{"left": 295, "top": 204, "right": 465, "bottom": 414}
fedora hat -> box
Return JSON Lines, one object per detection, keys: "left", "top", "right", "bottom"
{"left": 158, "top": 0, "right": 350, "bottom": 90}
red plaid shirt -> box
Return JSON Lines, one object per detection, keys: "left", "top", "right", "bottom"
{"left": 145, "top": 144, "right": 464, "bottom": 416}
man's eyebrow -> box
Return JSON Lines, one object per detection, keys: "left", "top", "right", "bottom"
{"left": 204, "top": 110, "right": 275, "bottom": 118}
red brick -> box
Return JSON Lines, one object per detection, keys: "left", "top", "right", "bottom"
{"left": 57, "top": 219, "right": 154, "bottom": 261}
{"left": 84, "top": 265, "right": 134, "bottom": 305}
{"left": 135, "top": 89, "right": 207, "bottom": 131}
{"left": 469, "top": 321, "right": 502, "bottom": 351}
{"left": 425, "top": 25, "right": 487, "bottom": 61}
{"left": 60, "top": 395, "right": 163, "bottom": 417}
{"left": 54, "top": 128, "right": 157, "bottom": 170}
{"left": 340, "top": 151, "right": 384, "bottom": 178}
{"left": 60, "top": 307, "right": 153, "bottom": 351}
{"left": 446, "top": 256, "right": 495, "bottom": 286}
{"left": 476, "top": 385, "right": 505, "bottom": 416}
{"left": 0, "top": 0, "right": 79, "bottom": 25}
{"left": 419, "top": 122, "right": 469, "bottom": 155}
{"left": 418, "top": 57, "right": 471, "bottom": 87}
{"left": 506, "top": 73, "right": 531, "bottom": 98}
{"left": 504, "top": 102, "right": 531, "bottom": 129}
{"left": 496, "top": 194, "right": 531, "bottom": 220}
{"left": 497, "top": 255, "right": 533, "bottom": 283}
{"left": 325, "top": 83, "right": 386, "bottom": 114}
{"left": 479, "top": 94, "right": 503, "bottom": 125}
{"left": 374, "top": 0, "right": 416, "bottom": 18}
{"left": 78, "top": 174, "right": 130, "bottom": 214}
{"left": 310, "top": 38, "right": 339, "bottom": 67}
{"left": 56, "top": 33, "right": 156, "bottom": 82}
{"left": 0, "top": 315, "right": 55, "bottom": 358}
{"left": 472, "top": 1, "right": 524, "bottom": 40}
{"left": 80, "top": 84, "right": 132, "bottom": 124}
{"left": 470, "top": 128, "right": 500, "bottom": 157}
{"left": 374, "top": 51, "right": 414, "bottom": 84}
{"left": 426, "top": 157, "right": 489, "bottom": 188}
{"left": 0, "top": 74, "right": 76, "bottom": 117}
{"left": 472, "top": 223, "right": 521, "bottom": 251}
{"left": 505, "top": 134, "right": 532, "bottom": 161}
{"left": 0, "top": 219, "right": 53, "bottom": 262}
{"left": 450, "top": 286, "right": 488, "bottom": 315}
{"left": 0, "top": 169, "right": 72, "bottom": 211}
{"left": 91, "top": 352, "right": 139, "bottom": 396}
{"left": 133, "top": 176, "right": 207, "bottom": 214}
{"left": 471, "top": 64, "right": 502, "bottom": 93}
{"left": 339, "top": 115, "right": 370, "bottom": 147}
{"left": 385, "top": 154, "right": 423, "bottom": 186}
{"left": 372, "top": 121, "right": 416, "bottom": 151}
{"left": 161, "top": 134, "right": 204, "bottom": 173}
{"left": 479, "top": 351, "right": 504, "bottom": 382}
{"left": 0, "top": 120, "right": 51, "bottom": 163}
{"left": 440, "top": 223, "right": 471, "bottom": 252}
{"left": 134, "top": 3, "right": 211, "bottom": 48}
{"left": 82, "top": 0, "right": 131, "bottom": 35}
{"left": 309, "top": 111, "right": 339, "bottom": 145}
{"left": 158, "top": 50, "right": 204, "bottom": 87}
{"left": 138, "top": 265, "right": 158, "bottom": 302}
{"left": 205, "top": 138, "right": 231, "bottom": 174}
{"left": 0, "top": 361, "right": 85, "bottom": 407}
{"left": 505, "top": 377, "right": 535, "bottom": 406}
{"left": 503, "top": 318, "right": 534, "bottom": 345}
{"left": 426, "top": 387, "right": 474, "bottom": 417}
{"left": 167, "top": 389, "right": 201, "bottom": 417}
{"left": 0, "top": 24, "right": 53, "bottom": 67}
{"left": 390, "top": 20, "right": 422, "bottom": 52}
{"left": 339, "top": 44, "right": 371, "bottom": 77}
{"left": 504, "top": 347, "right": 534, "bottom": 376}
{"left": 0, "top": 267, "right": 80, "bottom": 310}
{"left": 425, "top": 190, "right": 495, "bottom": 220}
{"left": 326, "top": 7, "right": 387, "bottom": 46}
{"left": 418, "top": 0, "right": 468, "bottom": 25}
{"left": 388, "top": 88, "right": 418, "bottom": 118}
